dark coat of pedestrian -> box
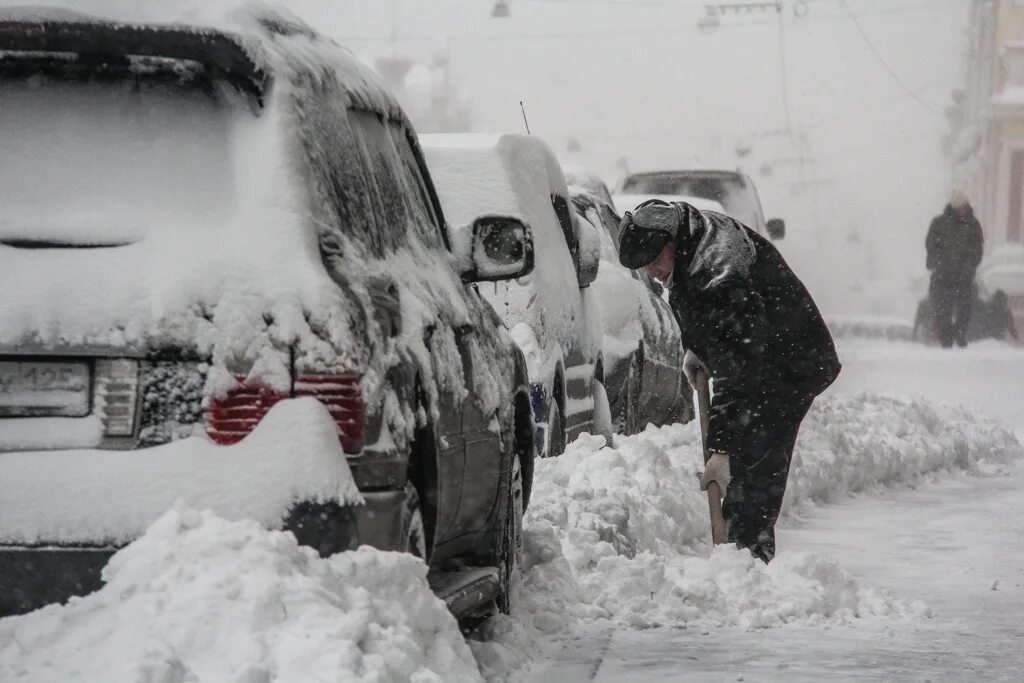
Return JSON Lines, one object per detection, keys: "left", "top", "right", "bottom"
{"left": 618, "top": 200, "right": 841, "bottom": 563}
{"left": 926, "top": 192, "right": 984, "bottom": 347}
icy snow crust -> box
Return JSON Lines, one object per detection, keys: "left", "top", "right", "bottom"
{"left": 471, "top": 393, "right": 1021, "bottom": 678}
{"left": 0, "top": 506, "right": 483, "bottom": 683}
{"left": 0, "top": 399, "right": 360, "bottom": 544}
{"left": 0, "top": 3, "right": 518, "bottom": 450}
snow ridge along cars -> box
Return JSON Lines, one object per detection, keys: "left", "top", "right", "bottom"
{"left": 616, "top": 169, "right": 786, "bottom": 240}
{"left": 422, "top": 134, "right": 609, "bottom": 458}
{"left": 570, "top": 187, "right": 694, "bottom": 434}
{"left": 0, "top": 7, "right": 534, "bottom": 620}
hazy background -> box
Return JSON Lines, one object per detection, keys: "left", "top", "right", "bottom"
{"left": 3, "top": 0, "right": 970, "bottom": 317}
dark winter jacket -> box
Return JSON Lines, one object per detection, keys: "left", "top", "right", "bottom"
{"left": 666, "top": 204, "right": 841, "bottom": 462}
{"left": 926, "top": 205, "right": 984, "bottom": 283}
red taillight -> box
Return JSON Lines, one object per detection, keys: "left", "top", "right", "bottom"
{"left": 204, "top": 374, "right": 364, "bottom": 452}
{"left": 294, "top": 374, "right": 364, "bottom": 453}
{"left": 205, "top": 382, "right": 287, "bottom": 445}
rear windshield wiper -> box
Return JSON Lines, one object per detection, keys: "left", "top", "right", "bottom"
{"left": 0, "top": 238, "right": 137, "bottom": 249}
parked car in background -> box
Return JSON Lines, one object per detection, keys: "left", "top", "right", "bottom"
{"left": 616, "top": 169, "right": 786, "bottom": 239}
{"left": 422, "top": 134, "right": 608, "bottom": 458}
{"left": 614, "top": 192, "right": 728, "bottom": 220}
{"left": 563, "top": 164, "right": 616, "bottom": 207}
{"left": 0, "top": 8, "right": 534, "bottom": 620}
{"left": 571, "top": 187, "right": 693, "bottom": 434}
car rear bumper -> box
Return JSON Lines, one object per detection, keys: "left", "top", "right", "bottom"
{"left": 0, "top": 399, "right": 361, "bottom": 546}
{"left": 0, "top": 490, "right": 409, "bottom": 617}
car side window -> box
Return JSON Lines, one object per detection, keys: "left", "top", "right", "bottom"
{"left": 293, "top": 78, "right": 379, "bottom": 253}
{"left": 551, "top": 193, "right": 579, "bottom": 269}
{"left": 348, "top": 109, "right": 414, "bottom": 251}
{"left": 389, "top": 126, "right": 445, "bottom": 248}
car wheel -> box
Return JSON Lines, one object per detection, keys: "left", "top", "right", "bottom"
{"left": 496, "top": 449, "right": 524, "bottom": 614}
{"left": 401, "top": 483, "right": 427, "bottom": 560}
{"left": 624, "top": 355, "right": 643, "bottom": 436}
{"left": 546, "top": 398, "right": 566, "bottom": 458}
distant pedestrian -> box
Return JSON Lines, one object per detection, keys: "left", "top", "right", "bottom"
{"left": 617, "top": 200, "right": 841, "bottom": 563}
{"left": 926, "top": 192, "right": 984, "bottom": 348}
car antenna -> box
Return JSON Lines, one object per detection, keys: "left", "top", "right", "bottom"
{"left": 520, "top": 100, "right": 531, "bottom": 135}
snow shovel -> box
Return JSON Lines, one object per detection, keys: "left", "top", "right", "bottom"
{"left": 694, "top": 369, "right": 728, "bottom": 545}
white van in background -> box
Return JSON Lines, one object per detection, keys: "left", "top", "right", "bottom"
{"left": 614, "top": 169, "right": 786, "bottom": 240}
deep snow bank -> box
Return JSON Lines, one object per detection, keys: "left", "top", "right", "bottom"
{"left": 471, "top": 393, "right": 1021, "bottom": 679}
{"left": 0, "top": 506, "right": 482, "bottom": 683}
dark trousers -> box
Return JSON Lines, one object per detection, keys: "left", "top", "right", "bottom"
{"left": 722, "top": 388, "right": 814, "bottom": 563}
{"left": 930, "top": 276, "right": 973, "bottom": 347}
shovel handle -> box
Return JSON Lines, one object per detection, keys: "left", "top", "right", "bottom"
{"left": 695, "top": 369, "right": 728, "bottom": 545}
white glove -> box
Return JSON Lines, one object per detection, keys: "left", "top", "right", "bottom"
{"left": 699, "top": 452, "right": 731, "bottom": 493}
{"left": 682, "top": 349, "right": 707, "bottom": 388}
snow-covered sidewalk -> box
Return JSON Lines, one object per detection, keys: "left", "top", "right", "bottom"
{"left": 522, "top": 464, "right": 1024, "bottom": 682}
{"left": 510, "top": 339, "right": 1024, "bottom": 682}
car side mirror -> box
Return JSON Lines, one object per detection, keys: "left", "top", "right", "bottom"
{"left": 462, "top": 215, "right": 535, "bottom": 282}
{"left": 767, "top": 218, "right": 786, "bottom": 240}
{"left": 576, "top": 218, "right": 601, "bottom": 288}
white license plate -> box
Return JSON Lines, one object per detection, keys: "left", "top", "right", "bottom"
{"left": 0, "top": 361, "right": 91, "bottom": 417}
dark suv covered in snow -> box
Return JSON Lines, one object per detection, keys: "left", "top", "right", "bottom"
{"left": 0, "top": 8, "right": 534, "bottom": 619}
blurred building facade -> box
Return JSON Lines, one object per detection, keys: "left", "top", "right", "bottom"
{"left": 950, "top": 0, "right": 1024, "bottom": 335}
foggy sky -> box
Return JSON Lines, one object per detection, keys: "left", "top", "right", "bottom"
{"left": 289, "top": 0, "right": 967, "bottom": 318}
{"left": 2, "top": 0, "right": 970, "bottom": 317}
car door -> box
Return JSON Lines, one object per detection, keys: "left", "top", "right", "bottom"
{"left": 386, "top": 124, "right": 507, "bottom": 547}
{"left": 347, "top": 110, "right": 473, "bottom": 548}
{"left": 549, "top": 191, "right": 595, "bottom": 438}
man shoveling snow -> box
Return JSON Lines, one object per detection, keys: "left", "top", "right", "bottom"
{"left": 617, "top": 199, "right": 841, "bottom": 562}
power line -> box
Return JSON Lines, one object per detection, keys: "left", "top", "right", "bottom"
{"left": 839, "top": 0, "right": 947, "bottom": 119}
{"left": 802, "top": 77, "right": 957, "bottom": 129}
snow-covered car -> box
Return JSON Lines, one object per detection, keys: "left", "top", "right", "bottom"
{"left": 0, "top": 9, "right": 535, "bottom": 619}
{"left": 614, "top": 192, "right": 729, "bottom": 218}
{"left": 570, "top": 188, "right": 693, "bottom": 434}
{"left": 563, "top": 164, "right": 616, "bottom": 207}
{"left": 616, "top": 169, "right": 786, "bottom": 239}
{"left": 422, "top": 134, "right": 608, "bottom": 457}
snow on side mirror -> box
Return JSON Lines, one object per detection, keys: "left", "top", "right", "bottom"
{"left": 576, "top": 217, "right": 601, "bottom": 289}
{"left": 767, "top": 218, "right": 786, "bottom": 240}
{"left": 463, "top": 216, "right": 535, "bottom": 283}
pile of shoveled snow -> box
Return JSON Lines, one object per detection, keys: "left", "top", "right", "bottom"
{"left": 530, "top": 393, "right": 1020, "bottom": 569}
{"left": 0, "top": 506, "right": 483, "bottom": 683}
{"left": 470, "top": 393, "right": 1020, "bottom": 679}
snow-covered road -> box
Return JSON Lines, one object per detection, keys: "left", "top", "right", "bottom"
{"left": 518, "top": 339, "right": 1024, "bottom": 683}
{"left": 3, "top": 339, "right": 1021, "bottom": 683}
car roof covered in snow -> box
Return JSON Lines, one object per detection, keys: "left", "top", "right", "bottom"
{"left": 562, "top": 165, "right": 615, "bottom": 206}
{"left": 420, "top": 133, "right": 571, "bottom": 228}
{"left": 0, "top": 5, "right": 409, "bottom": 123}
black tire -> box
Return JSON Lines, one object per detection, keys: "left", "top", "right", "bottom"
{"left": 401, "top": 483, "right": 428, "bottom": 560}
{"left": 495, "top": 450, "right": 524, "bottom": 614}
{"left": 546, "top": 397, "right": 566, "bottom": 458}
{"left": 624, "top": 355, "right": 643, "bottom": 435}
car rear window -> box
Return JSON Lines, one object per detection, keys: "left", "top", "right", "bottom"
{"left": 0, "top": 75, "right": 246, "bottom": 248}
